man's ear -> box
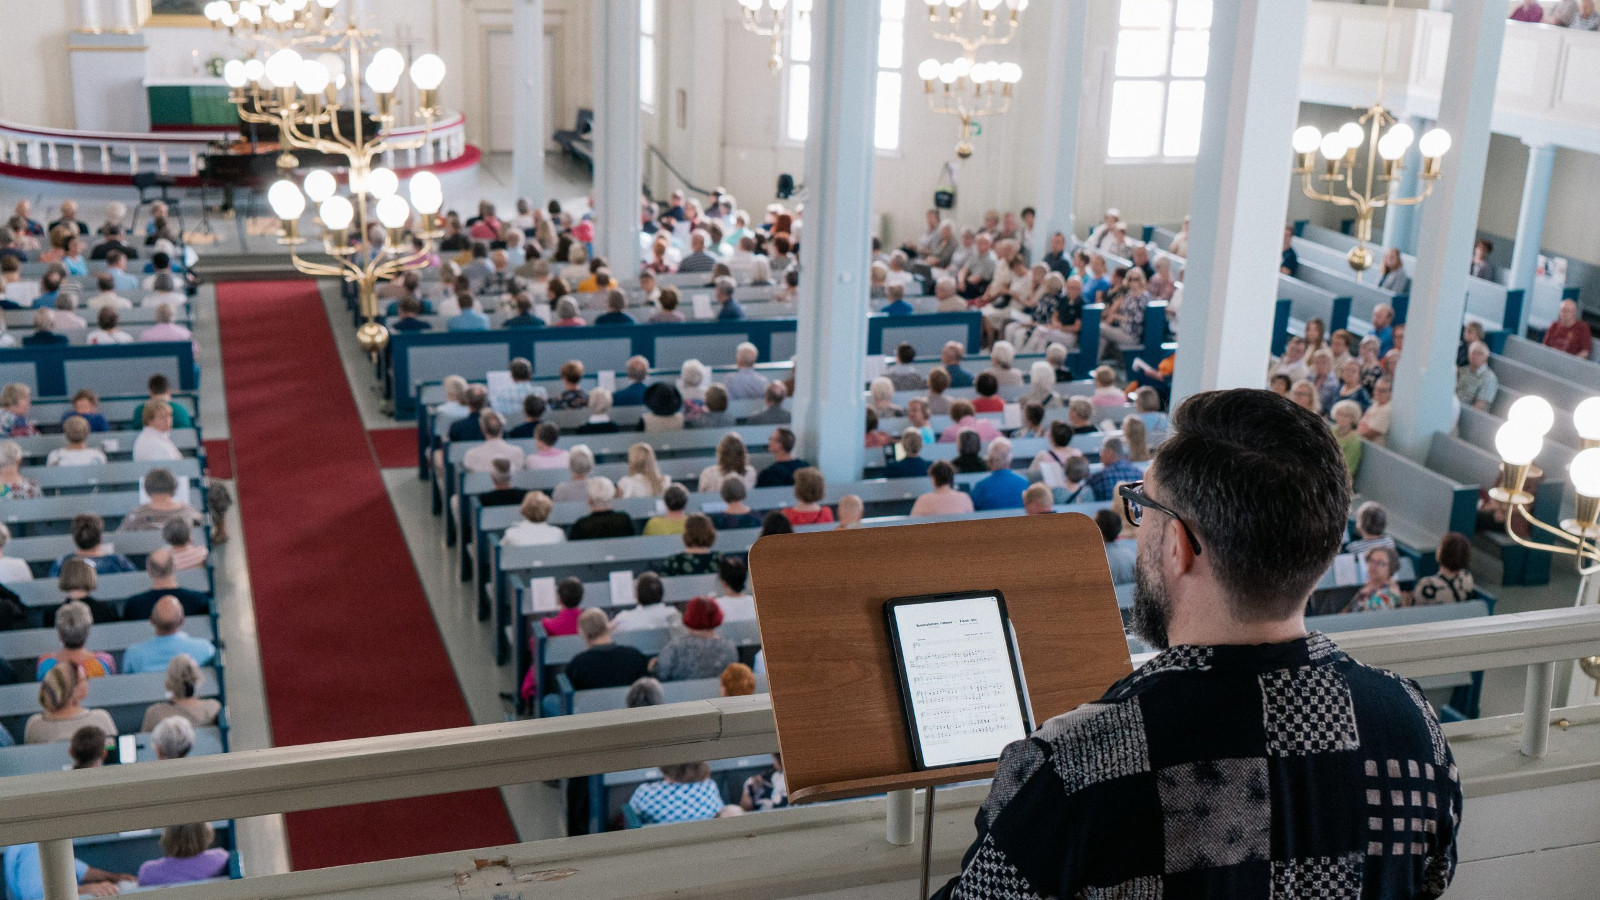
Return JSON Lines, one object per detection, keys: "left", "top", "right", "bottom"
{"left": 1167, "top": 516, "right": 1198, "bottom": 575}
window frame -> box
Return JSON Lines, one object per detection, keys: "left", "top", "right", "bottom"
{"left": 640, "top": 0, "right": 658, "bottom": 115}
{"left": 1104, "top": 0, "right": 1213, "bottom": 165}
{"left": 779, "top": 0, "right": 907, "bottom": 155}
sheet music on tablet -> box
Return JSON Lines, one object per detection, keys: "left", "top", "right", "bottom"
{"left": 886, "top": 592, "right": 1032, "bottom": 769}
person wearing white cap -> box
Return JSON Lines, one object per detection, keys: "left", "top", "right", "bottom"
{"left": 1086, "top": 207, "right": 1121, "bottom": 251}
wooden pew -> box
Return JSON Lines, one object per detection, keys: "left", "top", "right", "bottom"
{"left": 1350, "top": 441, "right": 1478, "bottom": 575}
{"left": 7, "top": 428, "right": 199, "bottom": 464}
{"left": 0, "top": 619, "right": 216, "bottom": 673}
{"left": 25, "top": 456, "right": 202, "bottom": 495}
{"left": 0, "top": 726, "right": 224, "bottom": 776}
{"left": 12, "top": 568, "right": 212, "bottom": 623}
{"left": 0, "top": 668, "right": 221, "bottom": 739}
{"left": 1499, "top": 334, "right": 1600, "bottom": 387}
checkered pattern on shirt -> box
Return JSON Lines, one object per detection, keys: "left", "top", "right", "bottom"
{"left": 625, "top": 778, "right": 725, "bottom": 825}
{"left": 934, "top": 633, "right": 1461, "bottom": 900}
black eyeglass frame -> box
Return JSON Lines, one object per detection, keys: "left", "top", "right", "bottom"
{"left": 1118, "top": 480, "right": 1203, "bottom": 556}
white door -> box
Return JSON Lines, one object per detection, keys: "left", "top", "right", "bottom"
{"left": 486, "top": 30, "right": 515, "bottom": 153}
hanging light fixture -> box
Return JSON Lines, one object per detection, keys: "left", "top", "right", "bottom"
{"left": 918, "top": 0, "right": 1027, "bottom": 158}
{"left": 737, "top": 0, "right": 813, "bottom": 72}
{"left": 1288, "top": 0, "right": 1448, "bottom": 274}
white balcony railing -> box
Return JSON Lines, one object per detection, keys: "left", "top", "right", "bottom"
{"left": 0, "top": 113, "right": 469, "bottom": 182}
{"left": 0, "top": 606, "right": 1597, "bottom": 900}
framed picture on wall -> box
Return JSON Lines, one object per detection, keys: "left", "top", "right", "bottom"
{"left": 141, "top": 0, "right": 213, "bottom": 27}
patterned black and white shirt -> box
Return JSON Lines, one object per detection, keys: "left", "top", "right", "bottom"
{"left": 937, "top": 633, "right": 1461, "bottom": 899}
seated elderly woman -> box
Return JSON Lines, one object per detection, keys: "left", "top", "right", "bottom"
{"left": 550, "top": 296, "right": 585, "bottom": 327}
{"left": 163, "top": 518, "right": 208, "bottom": 571}
{"left": 627, "top": 760, "right": 729, "bottom": 825}
{"left": 501, "top": 491, "right": 566, "bottom": 547}
{"left": 986, "top": 341, "right": 1025, "bottom": 387}
{"left": 36, "top": 601, "right": 115, "bottom": 680}
{"left": 656, "top": 514, "right": 724, "bottom": 576}
{"left": 551, "top": 444, "right": 596, "bottom": 503}
{"left": 1344, "top": 545, "right": 1406, "bottom": 613}
{"left": 690, "top": 385, "right": 736, "bottom": 429}
{"left": 653, "top": 596, "right": 738, "bottom": 682}
{"left": 782, "top": 467, "right": 834, "bottom": 526}
{"left": 910, "top": 460, "right": 975, "bottom": 517}
{"left": 0, "top": 383, "right": 39, "bottom": 437}
{"left": 951, "top": 428, "right": 988, "bottom": 474}
{"left": 46, "top": 416, "right": 107, "bottom": 467}
{"left": 677, "top": 359, "right": 711, "bottom": 405}
{"left": 50, "top": 513, "right": 136, "bottom": 578}
{"left": 0, "top": 439, "right": 40, "bottom": 499}
{"left": 869, "top": 377, "right": 903, "bottom": 419}
{"left": 142, "top": 653, "right": 222, "bottom": 731}
{"left": 119, "top": 467, "right": 205, "bottom": 532}
{"left": 0, "top": 521, "right": 32, "bottom": 583}
{"left": 25, "top": 662, "right": 117, "bottom": 744}
{"left": 641, "top": 382, "right": 686, "bottom": 432}
{"left": 1024, "top": 361, "right": 1064, "bottom": 409}
{"left": 574, "top": 388, "right": 619, "bottom": 434}
{"left": 133, "top": 398, "right": 183, "bottom": 461}
{"left": 137, "top": 822, "right": 230, "bottom": 887}
{"left": 643, "top": 484, "right": 691, "bottom": 536}
{"left": 569, "top": 477, "right": 635, "bottom": 540}
{"left": 152, "top": 714, "right": 195, "bottom": 760}
{"left": 710, "top": 478, "right": 762, "bottom": 530}
{"left": 50, "top": 557, "right": 116, "bottom": 626}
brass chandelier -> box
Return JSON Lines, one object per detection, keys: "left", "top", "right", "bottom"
{"left": 222, "top": 17, "right": 448, "bottom": 354}
{"left": 203, "top": 0, "right": 340, "bottom": 36}
{"left": 918, "top": 0, "right": 1026, "bottom": 158}
{"left": 737, "top": 0, "right": 813, "bottom": 71}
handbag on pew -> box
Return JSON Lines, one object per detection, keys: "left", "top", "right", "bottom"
{"left": 933, "top": 162, "right": 957, "bottom": 210}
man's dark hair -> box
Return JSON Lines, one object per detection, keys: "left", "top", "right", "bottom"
{"left": 772, "top": 427, "right": 796, "bottom": 453}
{"left": 1154, "top": 389, "right": 1350, "bottom": 620}
{"left": 635, "top": 571, "right": 664, "bottom": 606}
{"left": 760, "top": 510, "right": 794, "bottom": 535}
{"left": 151, "top": 251, "right": 171, "bottom": 270}
{"left": 523, "top": 394, "right": 546, "bottom": 420}
{"left": 71, "top": 513, "right": 105, "bottom": 551}
{"left": 1437, "top": 531, "right": 1472, "bottom": 573}
{"left": 662, "top": 483, "right": 689, "bottom": 511}
{"left": 896, "top": 342, "right": 916, "bottom": 364}
{"left": 1094, "top": 508, "right": 1123, "bottom": 544}
{"left": 719, "top": 556, "right": 748, "bottom": 594}
{"left": 974, "top": 371, "right": 998, "bottom": 398}
{"left": 929, "top": 459, "right": 955, "bottom": 487}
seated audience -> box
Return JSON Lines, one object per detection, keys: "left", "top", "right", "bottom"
{"left": 1412, "top": 532, "right": 1475, "bottom": 605}
{"left": 971, "top": 371, "right": 1004, "bottom": 413}
{"left": 1357, "top": 376, "right": 1393, "bottom": 445}
{"left": 1090, "top": 366, "right": 1125, "bottom": 407}
{"left": 22, "top": 309, "right": 68, "bottom": 346}
{"left": 951, "top": 429, "right": 988, "bottom": 474}
{"left": 910, "top": 460, "right": 975, "bottom": 517}
{"left": 657, "top": 514, "right": 724, "bottom": 575}
{"left": 478, "top": 458, "right": 528, "bottom": 509}
{"left": 710, "top": 479, "right": 762, "bottom": 531}
{"left": 611, "top": 572, "right": 683, "bottom": 633}
{"left": 613, "top": 356, "right": 651, "bottom": 406}
{"left": 617, "top": 444, "right": 670, "bottom": 498}
{"left": 133, "top": 399, "right": 183, "bottom": 461}
{"left": 724, "top": 342, "right": 770, "bottom": 400}
{"left": 1, "top": 843, "right": 128, "bottom": 899}
{"left": 1022, "top": 483, "right": 1054, "bottom": 515}
{"left": 1053, "top": 455, "right": 1093, "bottom": 504}
{"left": 939, "top": 400, "right": 1002, "bottom": 444}
{"left": 119, "top": 467, "right": 205, "bottom": 532}
{"left": 654, "top": 597, "right": 738, "bottom": 681}
{"left": 123, "top": 548, "right": 209, "bottom": 620}
{"left": 61, "top": 390, "right": 110, "bottom": 434}
{"left": 47, "top": 415, "right": 107, "bottom": 467}
{"left": 1345, "top": 545, "right": 1405, "bottom": 613}
{"left": 986, "top": 341, "right": 1025, "bottom": 388}
{"left": 1096, "top": 508, "right": 1136, "bottom": 584}
{"left": 886, "top": 343, "right": 926, "bottom": 391}
{"left": 86, "top": 306, "right": 132, "bottom": 344}
{"left": 508, "top": 394, "right": 548, "bottom": 439}
{"left": 0, "top": 439, "right": 39, "bottom": 499}
{"left": 1122, "top": 415, "right": 1152, "bottom": 463}
{"left": 552, "top": 360, "right": 589, "bottom": 409}
{"left": 462, "top": 411, "right": 523, "bottom": 473}
{"left": 575, "top": 388, "right": 619, "bottom": 434}
{"left": 885, "top": 428, "right": 931, "bottom": 479}
{"left": 924, "top": 367, "right": 953, "bottom": 416}
{"left": 1085, "top": 436, "right": 1142, "bottom": 502}
{"left": 627, "top": 760, "right": 727, "bottom": 825}
{"left": 760, "top": 510, "right": 795, "bottom": 535}
{"left": 699, "top": 432, "right": 758, "bottom": 493}
{"left": 869, "top": 378, "right": 903, "bottom": 420}
{"left": 25, "top": 663, "right": 117, "bottom": 744}
{"left": 69, "top": 724, "right": 107, "bottom": 769}
{"left": 864, "top": 408, "right": 893, "bottom": 448}
{"left": 648, "top": 286, "right": 687, "bottom": 323}
{"left": 133, "top": 375, "right": 194, "bottom": 431}
{"left": 51, "top": 514, "right": 135, "bottom": 577}
{"left": 746, "top": 382, "right": 791, "bottom": 425}
{"left": 501, "top": 491, "right": 566, "bottom": 546}
{"left": 904, "top": 398, "right": 937, "bottom": 445}
{"left": 152, "top": 714, "right": 195, "bottom": 759}
{"left": 641, "top": 382, "right": 686, "bottom": 432}
{"left": 123, "top": 595, "right": 216, "bottom": 673}
{"left": 644, "top": 484, "right": 692, "bottom": 536}
{"left": 782, "top": 468, "right": 834, "bottom": 526}
{"left": 692, "top": 384, "right": 737, "bottom": 429}
{"left": 446, "top": 292, "right": 490, "bottom": 331}
{"left": 552, "top": 445, "right": 596, "bottom": 503}
{"left": 1329, "top": 399, "right": 1364, "bottom": 477}
{"left": 969, "top": 438, "right": 1027, "bottom": 510}
{"left": 141, "top": 653, "right": 221, "bottom": 731}
{"left": 1345, "top": 501, "right": 1396, "bottom": 555}
{"left": 137, "top": 822, "right": 230, "bottom": 887}
{"left": 36, "top": 601, "right": 115, "bottom": 680}
{"left": 1542, "top": 299, "right": 1593, "bottom": 358}
{"left": 569, "top": 477, "right": 635, "bottom": 540}
{"left": 835, "top": 494, "right": 865, "bottom": 529}
{"left": 594, "top": 289, "right": 635, "bottom": 325}
{"left": 713, "top": 557, "right": 756, "bottom": 623}
{"left": 720, "top": 661, "right": 757, "bottom": 697}
{"left": 1024, "top": 362, "right": 1063, "bottom": 410}
{"left": 0, "top": 384, "right": 37, "bottom": 437}
{"left": 755, "top": 427, "right": 808, "bottom": 487}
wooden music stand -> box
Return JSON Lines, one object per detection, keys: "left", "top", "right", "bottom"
{"left": 747, "top": 513, "right": 1132, "bottom": 804}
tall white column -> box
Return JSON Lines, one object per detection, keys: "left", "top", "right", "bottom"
{"left": 77, "top": 0, "right": 102, "bottom": 32}
{"left": 1170, "top": 0, "right": 1310, "bottom": 406}
{"left": 512, "top": 0, "right": 547, "bottom": 207}
{"left": 591, "top": 0, "right": 642, "bottom": 282}
{"left": 792, "top": 0, "right": 881, "bottom": 484}
{"left": 112, "top": 0, "right": 136, "bottom": 33}
{"left": 1508, "top": 141, "right": 1556, "bottom": 330}
{"left": 1380, "top": 114, "right": 1427, "bottom": 255}
{"left": 1033, "top": 0, "right": 1088, "bottom": 244}
{"left": 1389, "top": 0, "right": 1506, "bottom": 457}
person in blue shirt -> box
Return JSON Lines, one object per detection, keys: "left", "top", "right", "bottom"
{"left": 594, "top": 289, "right": 635, "bottom": 325}
{"left": 59, "top": 390, "right": 109, "bottom": 433}
{"left": 1085, "top": 436, "right": 1144, "bottom": 502}
{"left": 940, "top": 341, "right": 974, "bottom": 388}
{"left": 446, "top": 292, "right": 491, "bottom": 331}
{"left": 4, "top": 842, "right": 129, "bottom": 899}
{"left": 713, "top": 277, "right": 745, "bottom": 320}
{"left": 502, "top": 293, "right": 543, "bottom": 329}
{"left": 104, "top": 251, "right": 139, "bottom": 293}
{"left": 880, "top": 285, "right": 915, "bottom": 316}
{"left": 1279, "top": 226, "right": 1299, "bottom": 277}
{"left": 884, "top": 429, "right": 932, "bottom": 479}
{"left": 612, "top": 356, "right": 650, "bottom": 406}
{"left": 968, "top": 437, "right": 1029, "bottom": 510}
{"left": 390, "top": 297, "right": 432, "bottom": 333}
{"left": 22, "top": 309, "right": 68, "bottom": 346}
{"left": 1371, "top": 302, "right": 1396, "bottom": 356}
{"left": 30, "top": 271, "right": 62, "bottom": 310}
{"left": 122, "top": 595, "right": 217, "bottom": 674}
{"left": 1082, "top": 254, "right": 1112, "bottom": 305}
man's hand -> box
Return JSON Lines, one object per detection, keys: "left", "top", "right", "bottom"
{"left": 80, "top": 883, "right": 120, "bottom": 897}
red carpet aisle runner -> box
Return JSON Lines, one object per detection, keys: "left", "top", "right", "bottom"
{"left": 216, "top": 281, "right": 516, "bottom": 869}
{"left": 367, "top": 428, "right": 418, "bottom": 469}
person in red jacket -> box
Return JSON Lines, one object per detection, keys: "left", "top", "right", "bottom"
{"left": 1543, "top": 300, "right": 1594, "bottom": 358}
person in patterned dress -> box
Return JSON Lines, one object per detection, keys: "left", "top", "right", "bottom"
{"left": 937, "top": 389, "right": 1460, "bottom": 900}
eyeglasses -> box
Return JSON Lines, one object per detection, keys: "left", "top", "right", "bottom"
{"left": 1118, "top": 481, "right": 1203, "bottom": 556}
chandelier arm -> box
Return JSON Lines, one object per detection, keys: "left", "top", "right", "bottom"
{"left": 1385, "top": 179, "right": 1438, "bottom": 208}
{"left": 1504, "top": 503, "right": 1600, "bottom": 560}
{"left": 284, "top": 249, "right": 351, "bottom": 279}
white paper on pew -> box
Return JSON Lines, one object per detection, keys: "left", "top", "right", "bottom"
{"left": 863, "top": 355, "right": 887, "bottom": 381}
{"left": 699, "top": 501, "right": 727, "bottom": 514}
{"left": 526, "top": 576, "right": 559, "bottom": 614}
{"left": 1002, "top": 403, "right": 1022, "bottom": 430}
{"left": 486, "top": 370, "right": 514, "bottom": 400}
{"left": 598, "top": 371, "right": 616, "bottom": 392}
{"left": 102, "top": 439, "right": 120, "bottom": 453}
{"left": 692, "top": 293, "right": 714, "bottom": 320}
{"left": 1331, "top": 553, "right": 1358, "bottom": 586}
{"left": 140, "top": 475, "right": 191, "bottom": 508}
{"left": 654, "top": 499, "right": 667, "bottom": 516}
{"left": 610, "top": 570, "right": 637, "bottom": 606}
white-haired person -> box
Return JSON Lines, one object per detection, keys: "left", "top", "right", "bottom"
{"left": 551, "top": 444, "right": 596, "bottom": 503}
{"left": 0, "top": 521, "right": 32, "bottom": 582}
{"left": 36, "top": 600, "right": 116, "bottom": 680}
{"left": 46, "top": 415, "right": 107, "bottom": 467}
{"left": 137, "top": 821, "right": 230, "bottom": 887}
{"left": 1024, "top": 361, "right": 1064, "bottom": 409}
{"left": 869, "top": 377, "right": 903, "bottom": 420}
{"left": 118, "top": 466, "right": 204, "bottom": 532}
{"left": 575, "top": 387, "right": 620, "bottom": 434}
{"left": 142, "top": 653, "right": 222, "bottom": 731}
{"left": 986, "top": 340, "right": 1025, "bottom": 387}
{"left": 677, "top": 358, "right": 710, "bottom": 404}
{"left": 500, "top": 491, "right": 566, "bottom": 547}
{"left": 0, "top": 439, "right": 40, "bottom": 499}
{"left": 569, "top": 477, "right": 635, "bottom": 540}
{"left": 723, "top": 342, "right": 769, "bottom": 400}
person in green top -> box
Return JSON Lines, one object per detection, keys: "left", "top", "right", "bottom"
{"left": 131, "top": 374, "right": 193, "bottom": 430}
{"left": 1328, "top": 398, "right": 1364, "bottom": 478}
{"left": 642, "top": 484, "right": 690, "bottom": 536}
{"left": 654, "top": 513, "right": 724, "bottom": 576}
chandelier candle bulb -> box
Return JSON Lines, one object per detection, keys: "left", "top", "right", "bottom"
{"left": 1508, "top": 395, "right": 1557, "bottom": 437}
{"left": 1572, "top": 397, "right": 1600, "bottom": 448}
